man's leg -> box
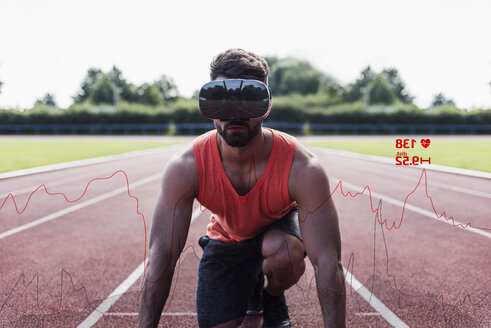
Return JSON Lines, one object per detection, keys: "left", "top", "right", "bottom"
{"left": 261, "top": 230, "right": 306, "bottom": 296}
{"left": 196, "top": 236, "right": 262, "bottom": 328}
{"left": 246, "top": 271, "right": 264, "bottom": 315}
{"left": 258, "top": 209, "right": 306, "bottom": 328}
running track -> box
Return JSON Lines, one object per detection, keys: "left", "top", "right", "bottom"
{"left": 0, "top": 137, "right": 489, "bottom": 327}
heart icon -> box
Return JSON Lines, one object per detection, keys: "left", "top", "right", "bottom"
{"left": 421, "top": 139, "right": 431, "bottom": 148}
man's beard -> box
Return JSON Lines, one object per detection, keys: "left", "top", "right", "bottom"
{"left": 215, "top": 120, "right": 262, "bottom": 147}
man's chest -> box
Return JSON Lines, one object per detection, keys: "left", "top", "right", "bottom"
{"left": 222, "top": 162, "right": 267, "bottom": 196}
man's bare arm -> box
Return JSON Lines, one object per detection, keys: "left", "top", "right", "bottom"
{"left": 289, "top": 144, "right": 346, "bottom": 327}
{"left": 138, "top": 146, "right": 198, "bottom": 327}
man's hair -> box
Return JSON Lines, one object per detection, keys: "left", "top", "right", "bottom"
{"left": 210, "top": 49, "right": 270, "bottom": 84}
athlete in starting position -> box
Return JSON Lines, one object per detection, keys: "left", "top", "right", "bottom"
{"left": 138, "top": 49, "right": 345, "bottom": 328}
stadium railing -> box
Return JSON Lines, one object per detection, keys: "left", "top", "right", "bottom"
{"left": 0, "top": 123, "right": 490, "bottom": 135}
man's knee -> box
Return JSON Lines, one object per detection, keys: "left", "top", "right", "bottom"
{"left": 262, "top": 230, "right": 306, "bottom": 283}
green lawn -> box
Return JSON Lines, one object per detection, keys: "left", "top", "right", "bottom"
{"left": 306, "top": 138, "right": 491, "bottom": 173}
{"left": 0, "top": 139, "right": 179, "bottom": 173}
{"left": 2, "top": 137, "right": 490, "bottom": 174}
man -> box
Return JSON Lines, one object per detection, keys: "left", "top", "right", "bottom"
{"left": 138, "top": 49, "right": 345, "bottom": 328}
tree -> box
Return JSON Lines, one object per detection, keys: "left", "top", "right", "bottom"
{"left": 35, "top": 93, "right": 57, "bottom": 107}
{"left": 266, "top": 57, "right": 324, "bottom": 95}
{"left": 90, "top": 75, "right": 117, "bottom": 105}
{"left": 137, "top": 83, "right": 163, "bottom": 105}
{"left": 431, "top": 93, "right": 454, "bottom": 107}
{"left": 74, "top": 68, "right": 104, "bottom": 103}
{"left": 368, "top": 76, "right": 396, "bottom": 105}
{"left": 153, "top": 75, "right": 179, "bottom": 101}
{"left": 73, "top": 66, "right": 180, "bottom": 105}
{"left": 108, "top": 65, "right": 139, "bottom": 102}
{"left": 342, "top": 66, "right": 375, "bottom": 103}
{"left": 322, "top": 82, "right": 345, "bottom": 97}
{"left": 380, "top": 68, "right": 413, "bottom": 103}
{"left": 264, "top": 56, "right": 279, "bottom": 70}
{"left": 107, "top": 65, "right": 124, "bottom": 90}
{"left": 341, "top": 66, "right": 413, "bottom": 105}
{"left": 0, "top": 78, "right": 3, "bottom": 94}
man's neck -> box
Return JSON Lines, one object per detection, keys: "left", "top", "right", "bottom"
{"left": 216, "top": 128, "right": 271, "bottom": 166}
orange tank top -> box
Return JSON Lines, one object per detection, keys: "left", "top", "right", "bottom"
{"left": 193, "top": 128, "right": 297, "bottom": 243}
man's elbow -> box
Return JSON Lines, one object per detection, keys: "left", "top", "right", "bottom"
{"left": 310, "top": 254, "right": 344, "bottom": 284}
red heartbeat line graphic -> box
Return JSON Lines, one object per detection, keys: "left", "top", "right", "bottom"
{"left": 0, "top": 170, "right": 139, "bottom": 215}
{"left": 0, "top": 168, "right": 489, "bottom": 284}
{"left": 306, "top": 169, "right": 491, "bottom": 232}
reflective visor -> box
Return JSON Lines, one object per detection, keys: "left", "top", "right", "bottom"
{"left": 199, "top": 79, "right": 271, "bottom": 120}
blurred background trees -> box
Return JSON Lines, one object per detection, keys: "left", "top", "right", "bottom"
{"left": 89, "top": 75, "right": 117, "bottom": 105}
{"left": 12, "top": 54, "right": 486, "bottom": 125}
{"left": 74, "top": 68, "right": 104, "bottom": 104}
{"left": 340, "top": 66, "right": 413, "bottom": 105}
{"left": 154, "top": 74, "right": 179, "bottom": 101}
{"left": 35, "top": 93, "right": 57, "bottom": 107}
{"left": 264, "top": 58, "right": 414, "bottom": 107}
{"left": 265, "top": 57, "right": 325, "bottom": 95}
{"left": 431, "top": 93, "right": 455, "bottom": 107}
{"left": 72, "top": 66, "right": 179, "bottom": 107}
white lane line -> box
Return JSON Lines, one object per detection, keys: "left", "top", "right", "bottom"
{"left": 104, "top": 312, "right": 196, "bottom": 316}
{"left": 408, "top": 179, "right": 491, "bottom": 199}
{"left": 77, "top": 262, "right": 145, "bottom": 328}
{"left": 78, "top": 202, "right": 206, "bottom": 327}
{"left": 335, "top": 162, "right": 491, "bottom": 199}
{"left": 164, "top": 312, "right": 197, "bottom": 316}
{"left": 356, "top": 312, "right": 382, "bottom": 316}
{"left": 0, "top": 173, "right": 161, "bottom": 240}
{"left": 103, "top": 312, "right": 139, "bottom": 316}
{"left": 332, "top": 177, "right": 491, "bottom": 239}
{"left": 344, "top": 267, "right": 409, "bottom": 328}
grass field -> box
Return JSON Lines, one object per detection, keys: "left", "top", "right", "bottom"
{"left": 0, "top": 139, "right": 179, "bottom": 173}
{"left": 306, "top": 138, "right": 491, "bottom": 173}
{"left": 1, "top": 137, "right": 490, "bottom": 174}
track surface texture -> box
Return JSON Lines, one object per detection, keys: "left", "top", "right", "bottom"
{"left": 0, "top": 137, "right": 489, "bottom": 327}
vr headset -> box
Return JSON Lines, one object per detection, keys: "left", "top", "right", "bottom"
{"left": 199, "top": 79, "right": 272, "bottom": 121}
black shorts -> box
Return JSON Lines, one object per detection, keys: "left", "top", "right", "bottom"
{"left": 196, "top": 209, "right": 301, "bottom": 328}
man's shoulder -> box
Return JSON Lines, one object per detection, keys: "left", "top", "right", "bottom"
{"left": 291, "top": 141, "right": 320, "bottom": 169}
{"left": 162, "top": 142, "right": 199, "bottom": 196}
{"left": 172, "top": 129, "right": 215, "bottom": 165}
{"left": 169, "top": 142, "right": 197, "bottom": 170}
{"left": 162, "top": 142, "right": 197, "bottom": 186}
{"left": 270, "top": 128, "right": 296, "bottom": 145}
{"left": 288, "top": 141, "right": 328, "bottom": 200}
{"left": 193, "top": 129, "right": 216, "bottom": 147}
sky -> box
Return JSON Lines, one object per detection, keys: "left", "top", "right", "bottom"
{"left": 0, "top": 0, "right": 490, "bottom": 110}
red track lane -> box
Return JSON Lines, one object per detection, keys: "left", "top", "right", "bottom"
{"left": 0, "top": 141, "right": 489, "bottom": 327}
